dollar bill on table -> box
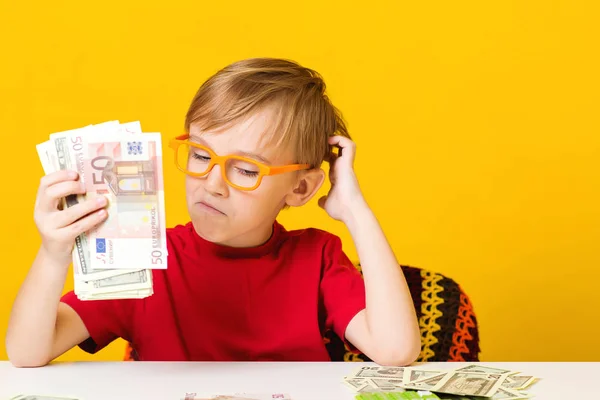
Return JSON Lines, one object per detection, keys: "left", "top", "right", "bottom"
{"left": 343, "top": 365, "right": 537, "bottom": 399}
{"left": 343, "top": 366, "right": 442, "bottom": 393}
{"left": 415, "top": 372, "right": 508, "bottom": 396}
{"left": 501, "top": 375, "right": 537, "bottom": 391}
{"left": 402, "top": 368, "right": 535, "bottom": 399}
{"left": 453, "top": 366, "right": 518, "bottom": 376}
{"left": 343, "top": 366, "right": 403, "bottom": 393}
{"left": 35, "top": 120, "right": 168, "bottom": 300}
{"left": 432, "top": 388, "right": 533, "bottom": 399}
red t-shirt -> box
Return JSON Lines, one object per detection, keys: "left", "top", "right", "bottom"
{"left": 61, "top": 221, "right": 366, "bottom": 361}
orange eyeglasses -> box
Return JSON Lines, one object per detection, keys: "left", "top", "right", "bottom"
{"left": 169, "top": 134, "right": 311, "bottom": 191}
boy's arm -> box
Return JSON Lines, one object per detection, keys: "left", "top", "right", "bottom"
{"left": 318, "top": 135, "right": 421, "bottom": 366}
{"left": 6, "top": 170, "right": 107, "bottom": 367}
{"left": 6, "top": 247, "right": 90, "bottom": 367}
{"left": 343, "top": 203, "right": 422, "bottom": 366}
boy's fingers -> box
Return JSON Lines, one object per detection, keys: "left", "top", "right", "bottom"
{"left": 324, "top": 151, "right": 337, "bottom": 163}
{"left": 328, "top": 136, "right": 356, "bottom": 165}
{"left": 328, "top": 135, "right": 355, "bottom": 149}
{"left": 42, "top": 181, "right": 86, "bottom": 211}
{"left": 63, "top": 208, "right": 108, "bottom": 239}
{"left": 45, "top": 180, "right": 86, "bottom": 200}
{"left": 55, "top": 196, "right": 108, "bottom": 228}
{"left": 39, "top": 170, "right": 79, "bottom": 189}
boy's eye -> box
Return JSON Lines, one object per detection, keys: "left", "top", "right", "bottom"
{"left": 192, "top": 153, "right": 211, "bottom": 162}
{"left": 235, "top": 168, "right": 259, "bottom": 177}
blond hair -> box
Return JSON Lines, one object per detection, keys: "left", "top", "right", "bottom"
{"left": 184, "top": 57, "right": 350, "bottom": 168}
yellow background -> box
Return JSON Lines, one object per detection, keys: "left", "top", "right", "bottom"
{"left": 1, "top": 1, "right": 599, "bottom": 362}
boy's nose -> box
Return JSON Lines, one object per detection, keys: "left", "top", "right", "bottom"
{"left": 204, "top": 164, "right": 229, "bottom": 197}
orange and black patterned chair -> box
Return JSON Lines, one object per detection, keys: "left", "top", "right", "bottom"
{"left": 324, "top": 264, "right": 480, "bottom": 362}
{"left": 124, "top": 264, "right": 480, "bottom": 362}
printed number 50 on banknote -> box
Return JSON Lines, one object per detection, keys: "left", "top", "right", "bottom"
{"left": 84, "top": 134, "right": 168, "bottom": 269}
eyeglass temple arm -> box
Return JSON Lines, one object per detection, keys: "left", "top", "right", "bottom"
{"left": 269, "top": 164, "right": 311, "bottom": 174}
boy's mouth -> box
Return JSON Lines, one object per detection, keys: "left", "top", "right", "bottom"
{"left": 197, "top": 201, "right": 226, "bottom": 216}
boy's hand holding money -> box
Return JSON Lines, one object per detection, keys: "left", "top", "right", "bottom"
{"left": 34, "top": 169, "right": 108, "bottom": 264}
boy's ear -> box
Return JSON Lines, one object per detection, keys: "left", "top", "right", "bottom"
{"left": 285, "top": 168, "right": 326, "bottom": 207}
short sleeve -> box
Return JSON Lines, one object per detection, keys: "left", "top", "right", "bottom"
{"left": 320, "top": 235, "right": 366, "bottom": 350}
{"left": 60, "top": 290, "right": 136, "bottom": 354}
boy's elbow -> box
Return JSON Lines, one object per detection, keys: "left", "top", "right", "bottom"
{"left": 7, "top": 349, "right": 51, "bottom": 368}
{"left": 371, "top": 342, "right": 422, "bottom": 367}
{"left": 6, "top": 341, "right": 51, "bottom": 368}
{"left": 8, "top": 354, "right": 50, "bottom": 368}
{"left": 9, "top": 358, "right": 48, "bottom": 368}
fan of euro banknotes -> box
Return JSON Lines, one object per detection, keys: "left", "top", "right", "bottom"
{"left": 35, "top": 120, "right": 168, "bottom": 301}
{"left": 343, "top": 365, "right": 539, "bottom": 399}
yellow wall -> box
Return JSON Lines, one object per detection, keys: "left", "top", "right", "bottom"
{"left": 1, "top": 1, "right": 599, "bottom": 363}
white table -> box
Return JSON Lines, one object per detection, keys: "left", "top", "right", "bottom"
{"left": 0, "top": 361, "right": 595, "bottom": 399}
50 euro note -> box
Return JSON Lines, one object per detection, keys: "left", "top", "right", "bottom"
{"left": 81, "top": 132, "right": 168, "bottom": 270}
{"left": 49, "top": 123, "right": 118, "bottom": 282}
{"left": 49, "top": 121, "right": 151, "bottom": 281}
{"left": 36, "top": 121, "right": 161, "bottom": 301}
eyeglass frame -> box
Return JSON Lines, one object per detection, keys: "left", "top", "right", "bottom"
{"left": 169, "top": 134, "right": 312, "bottom": 191}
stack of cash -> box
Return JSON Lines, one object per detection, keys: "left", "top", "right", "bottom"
{"left": 36, "top": 120, "right": 168, "bottom": 300}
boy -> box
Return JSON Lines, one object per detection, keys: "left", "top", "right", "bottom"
{"left": 6, "top": 58, "right": 421, "bottom": 367}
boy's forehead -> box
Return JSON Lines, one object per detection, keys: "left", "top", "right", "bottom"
{"left": 189, "top": 109, "right": 293, "bottom": 163}
{"left": 190, "top": 111, "right": 266, "bottom": 144}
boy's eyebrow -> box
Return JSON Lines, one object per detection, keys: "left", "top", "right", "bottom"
{"left": 190, "top": 135, "right": 273, "bottom": 165}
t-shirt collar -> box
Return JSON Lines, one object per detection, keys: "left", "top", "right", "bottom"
{"left": 189, "top": 221, "right": 284, "bottom": 258}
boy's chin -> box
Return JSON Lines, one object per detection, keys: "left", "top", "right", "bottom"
{"left": 191, "top": 221, "right": 230, "bottom": 244}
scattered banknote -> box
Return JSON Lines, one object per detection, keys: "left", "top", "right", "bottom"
{"left": 419, "top": 371, "right": 507, "bottom": 397}
{"left": 343, "top": 365, "right": 537, "bottom": 399}
{"left": 35, "top": 120, "right": 168, "bottom": 300}
{"left": 501, "top": 375, "right": 537, "bottom": 391}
